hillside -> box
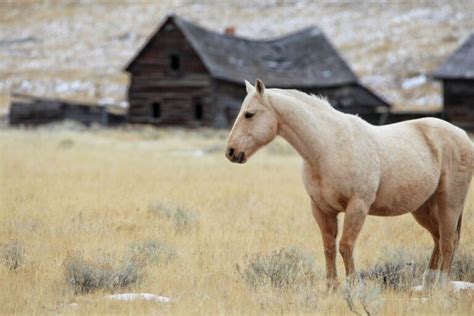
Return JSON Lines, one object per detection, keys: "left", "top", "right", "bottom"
{"left": 1, "top": 0, "right": 473, "bottom": 113}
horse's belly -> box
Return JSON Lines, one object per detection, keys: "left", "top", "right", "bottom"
{"left": 369, "top": 177, "right": 438, "bottom": 216}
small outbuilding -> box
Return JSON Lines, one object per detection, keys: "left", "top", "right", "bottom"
{"left": 125, "top": 15, "right": 389, "bottom": 127}
{"left": 433, "top": 34, "right": 474, "bottom": 128}
{"left": 8, "top": 94, "right": 126, "bottom": 126}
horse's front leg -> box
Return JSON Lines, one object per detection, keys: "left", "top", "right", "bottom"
{"left": 339, "top": 196, "right": 369, "bottom": 278}
{"left": 311, "top": 201, "right": 338, "bottom": 289}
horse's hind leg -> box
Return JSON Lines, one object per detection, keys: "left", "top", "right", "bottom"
{"left": 434, "top": 172, "right": 469, "bottom": 287}
{"left": 339, "top": 197, "right": 369, "bottom": 279}
{"left": 411, "top": 199, "right": 440, "bottom": 289}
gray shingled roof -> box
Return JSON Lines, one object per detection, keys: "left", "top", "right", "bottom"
{"left": 433, "top": 34, "right": 474, "bottom": 80}
{"left": 126, "top": 15, "right": 359, "bottom": 88}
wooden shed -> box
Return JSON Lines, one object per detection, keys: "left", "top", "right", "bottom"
{"left": 125, "top": 15, "right": 390, "bottom": 128}
{"left": 433, "top": 34, "right": 474, "bottom": 128}
{"left": 8, "top": 94, "right": 126, "bottom": 126}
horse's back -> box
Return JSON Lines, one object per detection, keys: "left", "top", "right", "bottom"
{"left": 376, "top": 117, "right": 471, "bottom": 161}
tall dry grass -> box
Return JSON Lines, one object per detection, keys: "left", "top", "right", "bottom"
{"left": 0, "top": 125, "right": 473, "bottom": 315}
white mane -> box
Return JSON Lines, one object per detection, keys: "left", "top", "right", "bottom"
{"left": 270, "top": 88, "right": 333, "bottom": 110}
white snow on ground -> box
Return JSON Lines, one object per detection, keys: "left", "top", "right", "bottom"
{"left": 411, "top": 281, "right": 474, "bottom": 293}
{"left": 450, "top": 281, "right": 474, "bottom": 292}
{"left": 105, "top": 293, "right": 172, "bottom": 303}
{"left": 402, "top": 75, "right": 427, "bottom": 90}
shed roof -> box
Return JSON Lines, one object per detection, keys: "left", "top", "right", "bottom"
{"left": 433, "top": 34, "right": 474, "bottom": 80}
{"left": 125, "top": 15, "right": 358, "bottom": 88}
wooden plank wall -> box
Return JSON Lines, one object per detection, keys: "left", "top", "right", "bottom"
{"left": 213, "top": 80, "right": 247, "bottom": 127}
{"left": 9, "top": 100, "right": 64, "bottom": 125}
{"left": 9, "top": 100, "right": 124, "bottom": 126}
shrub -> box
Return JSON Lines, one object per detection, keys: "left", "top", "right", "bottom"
{"left": 148, "top": 202, "right": 197, "bottom": 232}
{"left": 58, "top": 138, "right": 74, "bottom": 149}
{"left": 127, "top": 240, "right": 177, "bottom": 266}
{"left": 0, "top": 240, "right": 26, "bottom": 271}
{"left": 359, "top": 247, "right": 474, "bottom": 290}
{"left": 341, "top": 278, "right": 384, "bottom": 316}
{"left": 236, "top": 248, "right": 318, "bottom": 289}
{"left": 237, "top": 248, "right": 320, "bottom": 311}
{"left": 64, "top": 252, "right": 142, "bottom": 294}
{"left": 451, "top": 250, "right": 474, "bottom": 282}
{"left": 359, "top": 249, "right": 424, "bottom": 290}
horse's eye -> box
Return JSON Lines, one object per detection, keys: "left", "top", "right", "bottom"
{"left": 244, "top": 112, "right": 254, "bottom": 119}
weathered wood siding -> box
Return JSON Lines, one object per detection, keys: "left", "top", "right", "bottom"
{"left": 442, "top": 80, "right": 474, "bottom": 128}
{"left": 9, "top": 100, "right": 123, "bottom": 126}
{"left": 127, "top": 19, "right": 213, "bottom": 127}
{"left": 9, "top": 100, "right": 64, "bottom": 125}
{"left": 212, "top": 80, "right": 246, "bottom": 127}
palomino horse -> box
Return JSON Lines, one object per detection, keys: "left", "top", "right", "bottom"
{"left": 226, "top": 79, "right": 473, "bottom": 290}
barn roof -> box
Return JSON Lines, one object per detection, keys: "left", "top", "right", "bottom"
{"left": 433, "top": 34, "right": 474, "bottom": 80}
{"left": 125, "top": 15, "right": 359, "bottom": 88}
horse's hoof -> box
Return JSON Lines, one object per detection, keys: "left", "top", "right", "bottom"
{"left": 326, "top": 280, "right": 339, "bottom": 292}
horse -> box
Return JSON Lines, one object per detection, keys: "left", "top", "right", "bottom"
{"left": 225, "top": 79, "right": 473, "bottom": 290}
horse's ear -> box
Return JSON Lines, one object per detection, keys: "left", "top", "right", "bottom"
{"left": 255, "top": 79, "right": 265, "bottom": 96}
{"left": 245, "top": 80, "right": 254, "bottom": 94}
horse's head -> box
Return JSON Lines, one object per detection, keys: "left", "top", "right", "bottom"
{"left": 225, "top": 79, "right": 278, "bottom": 163}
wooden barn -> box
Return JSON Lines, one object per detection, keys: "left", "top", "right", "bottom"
{"left": 433, "top": 34, "right": 474, "bottom": 128}
{"left": 8, "top": 94, "right": 126, "bottom": 126}
{"left": 125, "top": 15, "right": 390, "bottom": 127}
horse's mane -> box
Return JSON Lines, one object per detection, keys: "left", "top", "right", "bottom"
{"left": 270, "top": 88, "right": 333, "bottom": 110}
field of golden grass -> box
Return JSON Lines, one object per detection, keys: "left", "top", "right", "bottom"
{"left": 0, "top": 126, "right": 473, "bottom": 315}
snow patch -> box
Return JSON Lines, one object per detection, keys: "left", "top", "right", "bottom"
{"left": 402, "top": 75, "right": 427, "bottom": 90}
{"left": 450, "top": 281, "right": 474, "bottom": 292}
{"left": 105, "top": 293, "right": 172, "bottom": 303}
{"left": 411, "top": 281, "right": 474, "bottom": 293}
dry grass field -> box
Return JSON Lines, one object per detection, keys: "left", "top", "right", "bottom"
{"left": 0, "top": 125, "right": 473, "bottom": 315}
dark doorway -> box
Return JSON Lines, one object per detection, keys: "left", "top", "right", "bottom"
{"left": 152, "top": 102, "right": 161, "bottom": 118}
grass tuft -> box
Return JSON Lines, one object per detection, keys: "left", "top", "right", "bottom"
{"left": 236, "top": 248, "right": 318, "bottom": 289}
{"left": 64, "top": 252, "right": 143, "bottom": 294}
{"left": 451, "top": 250, "right": 474, "bottom": 282}
{"left": 127, "top": 240, "right": 177, "bottom": 266}
{"left": 341, "top": 278, "right": 384, "bottom": 316}
{"left": 148, "top": 202, "right": 197, "bottom": 232}
{"left": 237, "top": 248, "right": 320, "bottom": 310}
{"left": 360, "top": 248, "right": 474, "bottom": 290}
{"left": 0, "top": 241, "right": 26, "bottom": 271}
{"left": 359, "top": 249, "right": 422, "bottom": 290}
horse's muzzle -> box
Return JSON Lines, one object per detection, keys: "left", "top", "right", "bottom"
{"left": 225, "top": 147, "right": 246, "bottom": 163}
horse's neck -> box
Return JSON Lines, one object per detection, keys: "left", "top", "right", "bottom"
{"left": 268, "top": 91, "right": 349, "bottom": 166}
